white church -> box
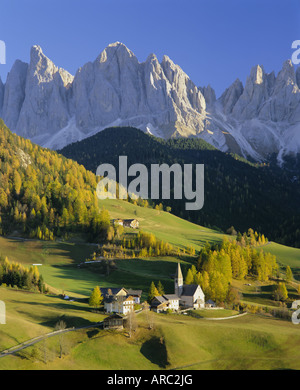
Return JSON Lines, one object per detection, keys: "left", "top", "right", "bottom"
{"left": 151, "top": 263, "right": 205, "bottom": 312}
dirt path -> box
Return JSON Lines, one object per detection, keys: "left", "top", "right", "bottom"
{"left": 201, "top": 312, "right": 248, "bottom": 321}
{"left": 0, "top": 309, "right": 143, "bottom": 358}
{"left": 0, "top": 322, "right": 103, "bottom": 358}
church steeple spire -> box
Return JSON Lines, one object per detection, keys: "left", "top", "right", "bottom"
{"left": 175, "top": 263, "right": 183, "bottom": 297}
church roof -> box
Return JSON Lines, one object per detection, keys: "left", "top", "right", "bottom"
{"left": 175, "top": 263, "right": 183, "bottom": 280}
{"left": 181, "top": 284, "right": 200, "bottom": 296}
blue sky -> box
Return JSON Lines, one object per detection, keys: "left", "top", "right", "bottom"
{"left": 0, "top": 0, "right": 299, "bottom": 96}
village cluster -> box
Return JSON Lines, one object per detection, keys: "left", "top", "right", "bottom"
{"left": 101, "top": 263, "right": 216, "bottom": 329}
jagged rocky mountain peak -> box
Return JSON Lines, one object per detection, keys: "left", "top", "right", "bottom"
{"left": 200, "top": 84, "right": 216, "bottom": 106}
{"left": 0, "top": 42, "right": 300, "bottom": 163}
{"left": 249, "top": 64, "right": 265, "bottom": 84}
{"left": 96, "top": 41, "right": 138, "bottom": 66}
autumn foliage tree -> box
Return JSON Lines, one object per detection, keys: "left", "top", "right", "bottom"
{"left": 0, "top": 120, "right": 111, "bottom": 241}
{"left": 0, "top": 255, "right": 46, "bottom": 292}
{"left": 193, "top": 232, "right": 278, "bottom": 303}
{"left": 148, "top": 281, "right": 159, "bottom": 303}
{"left": 285, "top": 266, "right": 293, "bottom": 282}
{"left": 89, "top": 286, "right": 103, "bottom": 308}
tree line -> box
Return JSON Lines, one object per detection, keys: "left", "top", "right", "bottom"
{"left": 0, "top": 255, "right": 46, "bottom": 292}
{"left": 185, "top": 230, "right": 279, "bottom": 302}
{"left": 89, "top": 230, "right": 182, "bottom": 260}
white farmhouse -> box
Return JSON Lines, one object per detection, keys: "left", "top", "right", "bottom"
{"left": 151, "top": 294, "right": 180, "bottom": 313}
{"left": 163, "top": 294, "right": 180, "bottom": 311}
{"left": 104, "top": 295, "right": 135, "bottom": 315}
{"left": 101, "top": 287, "right": 136, "bottom": 315}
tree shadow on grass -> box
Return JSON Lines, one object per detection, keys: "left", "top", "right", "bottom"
{"left": 11, "top": 298, "right": 102, "bottom": 329}
{"left": 14, "top": 307, "right": 98, "bottom": 329}
{"left": 42, "top": 241, "right": 95, "bottom": 265}
{"left": 87, "top": 329, "right": 101, "bottom": 338}
{"left": 45, "top": 264, "right": 103, "bottom": 295}
{"left": 11, "top": 299, "right": 91, "bottom": 314}
{"left": 40, "top": 314, "right": 98, "bottom": 329}
{"left": 140, "top": 336, "right": 169, "bottom": 369}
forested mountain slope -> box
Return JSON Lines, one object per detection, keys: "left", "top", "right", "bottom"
{"left": 0, "top": 120, "right": 109, "bottom": 241}
{"left": 59, "top": 127, "right": 300, "bottom": 248}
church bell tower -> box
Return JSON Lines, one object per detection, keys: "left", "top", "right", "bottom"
{"left": 175, "top": 263, "right": 183, "bottom": 297}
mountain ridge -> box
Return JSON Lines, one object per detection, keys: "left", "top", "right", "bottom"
{"left": 0, "top": 42, "right": 300, "bottom": 163}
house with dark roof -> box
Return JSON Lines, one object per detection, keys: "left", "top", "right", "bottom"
{"left": 206, "top": 299, "right": 216, "bottom": 308}
{"left": 104, "top": 295, "right": 135, "bottom": 315}
{"left": 151, "top": 294, "right": 180, "bottom": 312}
{"left": 112, "top": 219, "right": 139, "bottom": 229}
{"left": 103, "top": 314, "right": 124, "bottom": 330}
{"left": 123, "top": 219, "right": 139, "bottom": 229}
{"left": 101, "top": 286, "right": 142, "bottom": 314}
{"left": 101, "top": 287, "right": 128, "bottom": 298}
{"left": 151, "top": 296, "right": 168, "bottom": 312}
{"left": 126, "top": 289, "right": 142, "bottom": 304}
{"left": 163, "top": 294, "right": 180, "bottom": 311}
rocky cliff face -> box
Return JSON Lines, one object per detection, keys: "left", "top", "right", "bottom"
{"left": 16, "top": 46, "right": 73, "bottom": 140}
{"left": 0, "top": 42, "right": 300, "bottom": 163}
{"left": 210, "top": 60, "right": 300, "bottom": 161}
{"left": 71, "top": 43, "right": 207, "bottom": 141}
{"left": 2, "top": 60, "right": 28, "bottom": 130}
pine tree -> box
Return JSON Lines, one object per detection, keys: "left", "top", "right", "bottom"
{"left": 13, "top": 171, "right": 22, "bottom": 195}
{"left": 274, "top": 282, "right": 288, "bottom": 301}
{"left": 148, "top": 281, "right": 159, "bottom": 303}
{"left": 285, "top": 266, "right": 293, "bottom": 282}
{"left": 209, "top": 271, "right": 228, "bottom": 302}
{"left": 190, "top": 265, "right": 197, "bottom": 280}
{"left": 194, "top": 272, "right": 202, "bottom": 286}
{"left": 185, "top": 269, "right": 194, "bottom": 285}
{"left": 157, "top": 281, "right": 164, "bottom": 296}
{"left": 201, "top": 271, "right": 210, "bottom": 294}
{"left": 89, "top": 286, "right": 102, "bottom": 308}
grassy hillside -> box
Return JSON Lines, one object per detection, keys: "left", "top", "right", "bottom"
{"left": 1, "top": 120, "right": 300, "bottom": 371}
{"left": 0, "top": 287, "right": 106, "bottom": 352}
{"left": 1, "top": 197, "right": 299, "bottom": 298}
{"left": 264, "top": 242, "right": 300, "bottom": 269}
{"left": 1, "top": 298, "right": 300, "bottom": 370}
{"left": 98, "top": 198, "right": 225, "bottom": 250}
{"left": 262, "top": 242, "right": 300, "bottom": 281}
{"left": 0, "top": 198, "right": 226, "bottom": 297}
{"left": 0, "top": 198, "right": 299, "bottom": 370}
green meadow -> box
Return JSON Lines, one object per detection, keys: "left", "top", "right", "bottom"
{"left": 0, "top": 200, "right": 227, "bottom": 298}
{"left": 98, "top": 199, "right": 225, "bottom": 250}
{"left": 263, "top": 242, "right": 300, "bottom": 280}
{"left": 0, "top": 199, "right": 299, "bottom": 370}
{"left": 0, "top": 287, "right": 106, "bottom": 351}
{"left": 1, "top": 303, "right": 300, "bottom": 370}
